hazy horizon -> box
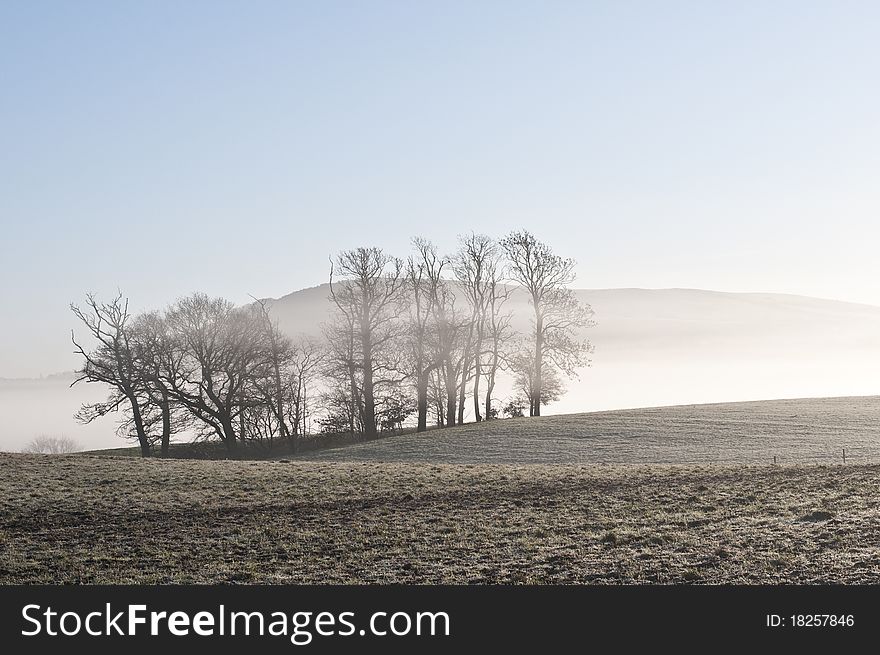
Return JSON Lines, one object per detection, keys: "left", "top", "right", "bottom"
{"left": 3, "top": 284, "right": 880, "bottom": 452}
{"left": 3, "top": 282, "right": 880, "bottom": 380}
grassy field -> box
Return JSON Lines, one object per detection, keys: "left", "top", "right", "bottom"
{"left": 4, "top": 396, "right": 880, "bottom": 584}
{"left": 301, "top": 396, "right": 880, "bottom": 465}
{"left": 3, "top": 456, "right": 880, "bottom": 584}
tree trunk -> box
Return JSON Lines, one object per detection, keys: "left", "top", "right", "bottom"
{"left": 160, "top": 388, "right": 171, "bottom": 457}
{"left": 457, "top": 322, "right": 475, "bottom": 425}
{"left": 446, "top": 394, "right": 457, "bottom": 427}
{"left": 274, "top": 360, "right": 289, "bottom": 444}
{"left": 348, "top": 360, "right": 358, "bottom": 436}
{"left": 533, "top": 315, "right": 543, "bottom": 417}
{"left": 485, "top": 335, "right": 500, "bottom": 420}
{"left": 361, "top": 320, "right": 377, "bottom": 440}
{"left": 220, "top": 415, "right": 238, "bottom": 456}
{"left": 416, "top": 367, "right": 429, "bottom": 432}
{"left": 457, "top": 378, "right": 467, "bottom": 425}
{"left": 457, "top": 358, "right": 468, "bottom": 425}
{"left": 127, "top": 393, "right": 151, "bottom": 457}
{"left": 290, "top": 388, "right": 299, "bottom": 455}
{"left": 444, "top": 364, "right": 457, "bottom": 427}
{"left": 472, "top": 333, "right": 483, "bottom": 422}
{"left": 485, "top": 370, "right": 495, "bottom": 421}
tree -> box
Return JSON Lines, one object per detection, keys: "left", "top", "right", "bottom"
{"left": 322, "top": 309, "right": 362, "bottom": 436}
{"left": 378, "top": 395, "right": 416, "bottom": 434}
{"left": 405, "top": 238, "right": 447, "bottom": 432}
{"left": 433, "top": 281, "right": 469, "bottom": 427}
{"left": 483, "top": 261, "right": 513, "bottom": 420}
{"left": 328, "top": 248, "right": 406, "bottom": 440}
{"left": 22, "top": 435, "right": 80, "bottom": 454}
{"left": 427, "top": 366, "right": 447, "bottom": 428}
{"left": 251, "top": 297, "right": 295, "bottom": 448}
{"left": 509, "top": 348, "right": 565, "bottom": 416}
{"left": 453, "top": 233, "right": 505, "bottom": 423}
{"left": 129, "top": 311, "right": 179, "bottom": 457}
{"left": 160, "top": 294, "right": 274, "bottom": 455}
{"left": 71, "top": 293, "right": 153, "bottom": 457}
{"left": 500, "top": 230, "right": 594, "bottom": 416}
{"left": 318, "top": 384, "right": 362, "bottom": 435}
{"left": 501, "top": 398, "right": 526, "bottom": 419}
{"left": 317, "top": 409, "right": 352, "bottom": 435}
{"left": 282, "top": 337, "right": 323, "bottom": 446}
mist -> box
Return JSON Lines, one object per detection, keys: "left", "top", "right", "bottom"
{"left": 4, "top": 285, "right": 878, "bottom": 452}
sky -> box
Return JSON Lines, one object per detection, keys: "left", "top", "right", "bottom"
{"left": 1, "top": 1, "right": 879, "bottom": 378}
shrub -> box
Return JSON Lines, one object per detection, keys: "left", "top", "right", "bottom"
{"left": 22, "top": 435, "right": 81, "bottom": 454}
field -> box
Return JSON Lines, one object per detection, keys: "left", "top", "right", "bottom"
{"left": 3, "top": 397, "right": 880, "bottom": 584}
{"left": 303, "top": 396, "right": 880, "bottom": 465}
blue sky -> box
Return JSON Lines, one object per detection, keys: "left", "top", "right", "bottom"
{"left": 1, "top": 1, "right": 879, "bottom": 376}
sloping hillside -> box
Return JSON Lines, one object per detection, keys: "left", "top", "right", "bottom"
{"left": 298, "top": 396, "right": 880, "bottom": 465}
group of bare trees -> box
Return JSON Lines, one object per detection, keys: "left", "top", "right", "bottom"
{"left": 22, "top": 435, "right": 81, "bottom": 454}
{"left": 319, "top": 230, "right": 594, "bottom": 439}
{"left": 71, "top": 293, "right": 321, "bottom": 456}
{"left": 72, "top": 230, "right": 594, "bottom": 456}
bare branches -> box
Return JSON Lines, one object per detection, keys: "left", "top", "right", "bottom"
{"left": 68, "top": 231, "right": 597, "bottom": 457}
{"left": 500, "top": 230, "right": 595, "bottom": 415}
{"left": 404, "top": 238, "right": 449, "bottom": 431}
{"left": 70, "top": 292, "right": 153, "bottom": 456}
{"left": 159, "top": 294, "right": 279, "bottom": 454}
{"left": 325, "top": 247, "right": 407, "bottom": 440}
{"left": 453, "top": 233, "right": 501, "bottom": 422}
{"left": 21, "top": 435, "right": 81, "bottom": 454}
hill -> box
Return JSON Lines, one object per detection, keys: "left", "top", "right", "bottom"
{"left": 298, "top": 396, "right": 880, "bottom": 465}
{"left": 6, "top": 395, "right": 880, "bottom": 584}
{"left": 266, "top": 285, "right": 880, "bottom": 415}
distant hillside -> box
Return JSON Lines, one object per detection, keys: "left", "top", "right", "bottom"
{"left": 264, "top": 285, "right": 880, "bottom": 415}
{"left": 264, "top": 283, "right": 880, "bottom": 347}
{"left": 0, "top": 371, "right": 76, "bottom": 386}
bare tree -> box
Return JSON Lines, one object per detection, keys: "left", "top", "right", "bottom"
{"left": 64, "top": 229, "right": 598, "bottom": 457}
{"left": 322, "top": 309, "right": 362, "bottom": 436}
{"left": 328, "top": 247, "right": 406, "bottom": 440}
{"left": 251, "top": 297, "right": 294, "bottom": 447}
{"left": 71, "top": 293, "right": 153, "bottom": 457}
{"left": 483, "top": 263, "right": 513, "bottom": 420}
{"left": 453, "top": 233, "right": 504, "bottom": 423}
{"left": 283, "top": 336, "right": 324, "bottom": 448}
{"left": 22, "top": 435, "right": 81, "bottom": 454}
{"left": 160, "top": 294, "right": 273, "bottom": 455}
{"left": 432, "top": 280, "right": 468, "bottom": 426}
{"left": 428, "top": 367, "right": 447, "bottom": 428}
{"left": 500, "top": 230, "right": 594, "bottom": 416}
{"left": 129, "top": 310, "right": 180, "bottom": 456}
{"left": 405, "top": 238, "right": 447, "bottom": 432}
